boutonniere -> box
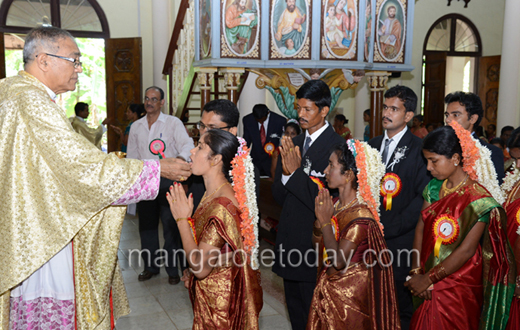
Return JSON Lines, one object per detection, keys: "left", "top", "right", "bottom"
{"left": 270, "top": 133, "right": 280, "bottom": 139}
{"left": 387, "top": 146, "right": 408, "bottom": 171}
{"left": 303, "top": 158, "right": 312, "bottom": 175}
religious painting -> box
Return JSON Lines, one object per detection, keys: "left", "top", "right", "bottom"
{"left": 374, "top": 0, "right": 406, "bottom": 63}
{"left": 200, "top": 0, "right": 212, "bottom": 59}
{"left": 364, "top": 0, "right": 373, "bottom": 61}
{"left": 320, "top": 0, "right": 358, "bottom": 60}
{"left": 221, "top": 0, "right": 261, "bottom": 59}
{"left": 269, "top": 0, "right": 311, "bottom": 59}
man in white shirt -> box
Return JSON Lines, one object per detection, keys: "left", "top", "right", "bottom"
{"left": 127, "top": 86, "right": 194, "bottom": 284}
{"left": 368, "top": 85, "right": 430, "bottom": 330}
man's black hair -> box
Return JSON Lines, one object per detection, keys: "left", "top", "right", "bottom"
{"left": 295, "top": 80, "right": 331, "bottom": 111}
{"left": 444, "top": 91, "right": 483, "bottom": 129}
{"left": 202, "top": 99, "right": 240, "bottom": 127}
{"left": 384, "top": 85, "right": 417, "bottom": 113}
{"left": 252, "top": 104, "right": 269, "bottom": 120}
{"left": 74, "top": 102, "right": 88, "bottom": 116}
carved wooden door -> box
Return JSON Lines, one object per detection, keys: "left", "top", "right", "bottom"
{"left": 106, "top": 37, "right": 142, "bottom": 152}
{"left": 476, "top": 55, "right": 501, "bottom": 128}
{"left": 423, "top": 52, "right": 447, "bottom": 126}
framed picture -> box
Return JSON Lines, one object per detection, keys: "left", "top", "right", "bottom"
{"left": 269, "top": 0, "right": 311, "bottom": 59}
{"left": 221, "top": 0, "right": 261, "bottom": 59}
{"left": 374, "top": 0, "right": 406, "bottom": 63}
{"left": 320, "top": 0, "right": 358, "bottom": 61}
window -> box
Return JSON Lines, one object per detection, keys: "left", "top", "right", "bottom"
{"left": 424, "top": 14, "right": 481, "bottom": 56}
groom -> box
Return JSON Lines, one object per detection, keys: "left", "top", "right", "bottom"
{"left": 368, "top": 85, "right": 430, "bottom": 330}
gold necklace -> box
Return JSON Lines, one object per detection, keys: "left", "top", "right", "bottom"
{"left": 442, "top": 174, "right": 468, "bottom": 196}
{"left": 200, "top": 182, "right": 230, "bottom": 205}
{"left": 334, "top": 197, "right": 357, "bottom": 214}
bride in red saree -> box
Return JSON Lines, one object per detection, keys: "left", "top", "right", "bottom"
{"left": 167, "top": 129, "right": 262, "bottom": 329}
{"left": 504, "top": 127, "right": 520, "bottom": 330}
{"left": 307, "top": 141, "right": 400, "bottom": 330}
{"left": 406, "top": 123, "right": 514, "bottom": 330}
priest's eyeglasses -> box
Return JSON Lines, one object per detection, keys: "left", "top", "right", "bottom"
{"left": 37, "top": 53, "right": 82, "bottom": 68}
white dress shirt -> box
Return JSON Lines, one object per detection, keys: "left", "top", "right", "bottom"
{"left": 257, "top": 112, "right": 270, "bottom": 132}
{"left": 127, "top": 112, "right": 194, "bottom": 161}
{"left": 380, "top": 126, "right": 408, "bottom": 166}
{"left": 282, "top": 122, "right": 329, "bottom": 185}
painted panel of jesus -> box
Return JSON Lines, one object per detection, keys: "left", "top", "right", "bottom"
{"left": 200, "top": 0, "right": 211, "bottom": 59}
{"left": 375, "top": 0, "right": 406, "bottom": 63}
{"left": 321, "top": 0, "right": 358, "bottom": 60}
{"left": 270, "top": 0, "right": 311, "bottom": 59}
{"left": 221, "top": 0, "right": 260, "bottom": 58}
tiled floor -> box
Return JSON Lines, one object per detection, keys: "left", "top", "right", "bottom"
{"left": 115, "top": 213, "right": 292, "bottom": 330}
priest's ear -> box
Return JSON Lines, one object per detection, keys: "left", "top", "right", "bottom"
{"left": 33, "top": 53, "right": 51, "bottom": 72}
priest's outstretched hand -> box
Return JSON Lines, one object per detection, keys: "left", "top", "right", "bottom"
{"left": 160, "top": 158, "right": 192, "bottom": 182}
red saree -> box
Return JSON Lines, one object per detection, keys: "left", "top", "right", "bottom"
{"left": 307, "top": 205, "right": 401, "bottom": 330}
{"left": 188, "top": 197, "right": 263, "bottom": 330}
{"left": 411, "top": 179, "right": 514, "bottom": 330}
{"left": 505, "top": 180, "right": 520, "bottom": 330}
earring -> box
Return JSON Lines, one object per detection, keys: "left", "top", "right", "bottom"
{"left": 346, "top": 179, "right": 349, "bottom": 183}
{"left": 454, "top": 163, "right": 459, "bottom": 167}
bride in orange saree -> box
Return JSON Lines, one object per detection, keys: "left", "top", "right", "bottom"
{"left": 504, "top": 127, "right": 520, "bottom": 330}
{"left": 406, "top": 123, "right": 514, "bottom": 330}
{"left": 167, "top": 129, "right": 262, "bottom": 329}
{"left": 307, "top": 141, "right": 401, "bottom": 330}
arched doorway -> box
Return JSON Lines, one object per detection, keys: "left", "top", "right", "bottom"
{"left": 422, "top": 14, "right": 482, "bottom": 128}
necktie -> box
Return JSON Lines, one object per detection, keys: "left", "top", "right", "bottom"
{"left": 303, "top": 136, "right": 312, "bottom": 157}
{"left": 381, "top": 138, "right": 392, "bottom": 164}
{"left": 260, "top": 124, "right": 266, "bottom": 146}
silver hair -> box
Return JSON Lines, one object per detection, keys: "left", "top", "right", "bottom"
{"left": 23, "top": 27, "right": 75, "bottom": 65}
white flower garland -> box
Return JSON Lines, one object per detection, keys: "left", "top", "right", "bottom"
{"left": 501, "top": 167, "right": 520, "bottom": 196}
{"left": 358, "top": 142, "right": 385, "bottom": 219}
{"left": 473, "top": 138, "right": 505, "bottom": 204}
{"left": 243, "top": 151, "right": 260, "bottom": 270}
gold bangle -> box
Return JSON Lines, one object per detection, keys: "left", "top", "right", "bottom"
{"left": 320, "top": 222, "right": 332, "bottom": 230}
{"left": 176, "top": 217, "right": 188, "bottom": 223}
{"left": 409, "top": 267, "right": 423, "bottom": 276}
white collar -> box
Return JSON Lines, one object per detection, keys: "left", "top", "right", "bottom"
{"left": 383, "top": 125, "right": 408, "bottom": 144}
{"left": 305, "top": 121, "right": 329, "bottom": 143}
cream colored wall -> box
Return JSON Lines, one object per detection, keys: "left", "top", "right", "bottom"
{"left": 392, "top": 0, "right": 505, "bottom": 100}
{"left": 97, "top": 0, "right": 178, "bottom": 102}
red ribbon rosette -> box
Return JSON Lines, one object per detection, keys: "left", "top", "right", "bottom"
{"left": 432, "top": 214, "right": 460, "bottom": 257}
{"left": 380, "top": 173, "right": 402, "bottom": 211}
{"left": 264, "top": 142, "right": 275, "bottom": 157}
{"left": 310, "top": 176, "right": 325, "bottom": 190}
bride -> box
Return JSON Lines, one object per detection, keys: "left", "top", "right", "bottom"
{"left": 167, "top": 128, "right": 263, "bottom": 329}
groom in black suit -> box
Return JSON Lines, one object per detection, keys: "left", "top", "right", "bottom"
{"left": 272, "top": 80, "right": 345, "bottom": 330}
{"left": 243, "top": 104, "right": 287, "bottom": 177}
{"left": 368, "top": 85, "right": 430, "bottom": 330}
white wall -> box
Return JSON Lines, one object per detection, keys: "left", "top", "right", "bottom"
{"left": 394, "top": 0, "right": 506, "bottom": 103}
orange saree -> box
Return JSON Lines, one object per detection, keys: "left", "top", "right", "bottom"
{"left": 188, "top": 197, "right": 263, "bottom": 330}
{"left": 307, "top": 205, "right": 401, "bottom": 330}
{"left": 505, "top": 179, "right": 520, "bottom": 330}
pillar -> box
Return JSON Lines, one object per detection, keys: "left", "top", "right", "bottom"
{"left": 366, "top": 71, "right": 390, "bottom": 138}
{"left": 195, "top": 67, "right": 217, "bottom": 111}
{"left": 354, "top": 79, "right": 370, "bottom": 140}
{"left": 497, "top": 0, "right": 520, "bottom": 130}
{"left": 220, "top": 68, "right": 245, "bottom": 105}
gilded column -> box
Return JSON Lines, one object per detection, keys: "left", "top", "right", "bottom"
{"left": 366, "top": 71, "right": 389, "bottom": 138}
{"left": 195, "top": 67, "right": 217, "bottom": 112}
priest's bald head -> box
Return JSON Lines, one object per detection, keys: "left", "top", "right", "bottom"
{"left": 23, "top": 26, "right": 83, "bottom": 95}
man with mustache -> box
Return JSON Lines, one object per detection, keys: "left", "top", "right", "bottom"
{"left": 368, "top": 85, "right": 430, "bottom": 330}
{"left": 127, "top": 86, "right": 194, "bottom": 284}
{"left": 275, "top": 0, "right": 306, "bottom": 55}
{"left": 378, "top": 5, "right": 402, "bottom": 59}
{"left": 272, "top": 80, "right": 344, "bottom": 330}
{"left": 225, "top": 0, "right": 258, "bottom": 54}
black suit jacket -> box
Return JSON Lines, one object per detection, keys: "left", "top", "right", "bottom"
{"left": 243, "top": 112, "right": 287, "bottom": 177}
{"left": 369, "top": 129, "right": 431, "bottom": 281}
{"left": 272, "top": 125, "right": 345, "bottom": 282}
